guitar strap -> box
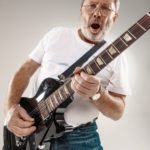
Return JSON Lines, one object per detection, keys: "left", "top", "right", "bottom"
{"left": 3, "top": 40, "right": 106, "bottom": 150}
{"left": 56, "top": 39, "right": 106, "bottom": 109}
{"left": 58, "top": 40, "right": 106, "bottom": 80}
{"left": 55, "top": 39, "right": 106, "bottom": 125}
{"left": 35, "top": 40, "right": 106, "bottom": 149}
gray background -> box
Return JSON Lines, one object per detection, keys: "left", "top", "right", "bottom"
{"left": 0, "top": 0, "right": 150, "bottom": 149}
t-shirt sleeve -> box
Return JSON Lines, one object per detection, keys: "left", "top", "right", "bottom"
{"left": 106, "top": 54, "right": 131, "bottom": 95}
{"left": 28, "top": 27, "right": 59, "bottom": 64}
{"left": 29, "top": 39, "right": 45, "bottom": 64}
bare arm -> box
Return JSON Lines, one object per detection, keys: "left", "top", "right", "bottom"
{"left": 71, "top": 69, "right": 126, "bottom": 121}
{"left": 5, "top": 58, "right": 40, "bottom": 111}
{"left": 5, "top": 58, "right": 40, "bottom": 137}
{"left": 92, "top": 91, "right": 126, "bottom": 120}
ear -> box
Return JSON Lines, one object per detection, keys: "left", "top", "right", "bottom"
{"left": 113, "top": 13, "right": 119, "bottom": 22}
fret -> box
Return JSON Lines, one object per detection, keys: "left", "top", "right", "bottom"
{"left": 54, "top": 91, "right": 62, "bottom": 104}
{"left": 39, "top": 102, "right": 49, "bottom": 120}
{"left": 129, "top": 24, "right": 146, "bottom": 39}
{"left": 84, "top": 64, "right": 95, "bottom": 75}
{"left": 122, "top": 33, "right": 132, "bottom": 42}
{"left": 64, "top": 85, "right": 70, "bottom": 95}
{"left": 138, "top": 14, "right": 150, "bottom": 30}
{"left": 93, "top": 59, "right": 101, "bottom": 69}
{"left": 113, "top": 32, "right": 131, "bottom": 53}
{"left": 99, "top": 56, "right": 106, "bottom": 64}
{"left": 49, "top": 96, "right": 55, "bottom": 109}
{"left": 62, "top": 85, "right": 70, "bottom": 98}
{"left": 53, "top": 94, "right": 59, "bottom": 105}
{"left": 55, "top": 90, "right": 62, "bottom": 104}
{"left": 113, "top": 39, "right": 127, "bottom": 53}
{"left": 95, "top": 56, "right": 106, "bottom": 69}
{"left": 43, "top": 102, "right": 50, "bottom": 118}
{"left": 107, "top": 45, "right": 120, "bottom": 59}
{"left": 88, "top": 60, "right": 100, "bottom": 75}
{"left": 100, "top": 51, "right": 113, "bottom": 64}
{"left": 111, "top": 44, "right": 120, "bottom": 53}
{"left": 45, "top": 98, "right": 52, "bottom": 112}
{"left": 106, "top": 50, "right": 113, "bottom": 59}
{"left": 64, "top": 85, "right": 72, "bottom": 98}
{"left": 39, "top": 12, "right": 150, "bottom": 116}
{"left": 121, "top": 30, "right": 137, "bottom": 47}
{"left": 136, "top": 22, "right": 146, "bottom": 31}
{"left": 59, "top": 87, "right": 68, "bottom": 100}
{"left": 58, "top": 89, "right": 64, "bottom": 101}
{"left": 119, "top": 37, "right": 128, "bottom": 47}
{"left": 50, "top": 95, "right": 56, "bottom": 107}
{"left": 65, "top": 80, "right": 73, "bottom": 94}
{"left": 127, "top": 30, "right": 137, "bottom": 39}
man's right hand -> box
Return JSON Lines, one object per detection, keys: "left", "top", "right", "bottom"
{"left": 6, "top": 105, "right": 36, "bottom": 137}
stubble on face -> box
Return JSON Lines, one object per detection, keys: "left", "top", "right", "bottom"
{"left": 80, "top": 0, "right": 117, "bottom": 42}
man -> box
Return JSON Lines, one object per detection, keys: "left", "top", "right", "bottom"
{"left": 5, "top": 0, "right": 130, "bottom": 149}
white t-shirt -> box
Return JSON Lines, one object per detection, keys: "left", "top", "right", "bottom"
{"left": 29, "top": 27, "right": 131, "bottom": 127}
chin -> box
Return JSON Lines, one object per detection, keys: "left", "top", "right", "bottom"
{"left": 89, "top": 31, "right": 105, "bottom": 42}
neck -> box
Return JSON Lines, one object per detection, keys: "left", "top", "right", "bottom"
{"left": 78, "top": 29, "right": 99, "bottom": 44}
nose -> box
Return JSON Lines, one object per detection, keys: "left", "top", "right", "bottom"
{"left": 93, "top": 8, "right": 101, "bottom": 19}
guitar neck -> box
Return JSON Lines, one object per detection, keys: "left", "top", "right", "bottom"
{"left": 83, "top": 12, "right": 150, "bottom": 75}
{"left": 45, "top": 12, "right": 150, "bottom": 113}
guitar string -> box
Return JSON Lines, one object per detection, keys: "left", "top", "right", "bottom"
{"left": 129, "top": 16, "right": 150, "bottom": 37}
{"left": 23, "top": 15, "right": 150, "bottom": 124}
{"left": 33, "top": 81, "right": 72, "bottom": 124}
{"left": 113, "top": 17, "right": 150, "bottom": 50}
{"left": 27, "top": 15, "right": 150, "bottom": 123}
{"left": 27, "top": 79, "right": 72, "bottom": 124}
{"left": 26, "top": 15, "right": 150, "bottom": 123}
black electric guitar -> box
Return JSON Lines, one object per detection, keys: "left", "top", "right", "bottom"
{"left": 3, "top": 12, "right": 150, "bottom": 150}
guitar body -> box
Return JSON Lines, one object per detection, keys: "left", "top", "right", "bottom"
{"left": 20, "top": 78, "right": 59, "bottom": 130}
{"left": 3, "top": 12, "right": 150, "bottom": 150}
{"left": 3, "top": 78, "right": 73, "bottom": 150}
{"left": 3, "top": 126, "right": 27, "bottom": 150}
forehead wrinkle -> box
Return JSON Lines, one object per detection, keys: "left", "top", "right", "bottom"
{"left": 84, "top": 0, "right": 113, "bottom": 5}
{"left": 84, "top": 0, "right": 115, "bottom": 9}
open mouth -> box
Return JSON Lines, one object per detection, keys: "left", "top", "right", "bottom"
{"left": 90, "top": 23, "right": 101, "bottom": 34}
{"left": 91, "top": 23, "right": 100, "bottom": 30}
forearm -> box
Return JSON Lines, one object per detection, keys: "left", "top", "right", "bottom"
{"left": 4, "top": 59, "right": 40, "bottom": 112}
{"left": 5, "top": 71, "right": 30, "bottom": 111}
{"left": 92, "top": 91, "right": 126, "bottom": 120}
{"left": 71, "top": 70, "right": 126, "bottom": 120}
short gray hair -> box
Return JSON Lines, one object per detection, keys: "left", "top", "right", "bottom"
{"left": 81, "top": 0, "right": 120, "bottom": 12}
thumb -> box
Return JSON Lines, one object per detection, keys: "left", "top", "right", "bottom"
{"left": 19, "top": 107, "right": 34, "bottom": 122}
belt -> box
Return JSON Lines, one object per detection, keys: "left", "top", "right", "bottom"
{"left": 64, "top": 117, "right": 98, "bottom": 132}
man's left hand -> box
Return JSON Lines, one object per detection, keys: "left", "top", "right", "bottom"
{"left": 71, "top": 71, "right": 100, "bottom": 98}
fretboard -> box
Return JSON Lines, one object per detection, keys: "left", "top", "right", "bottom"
{"left": 43, "top": 12, "right": 150, "bottom": 115}
{"left": 83, "top": 12, "right": 150, "bottom": 75}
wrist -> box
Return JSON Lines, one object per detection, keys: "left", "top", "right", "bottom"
{"left": 4, "top": 104, "right": 18, "bottom": 125}
{"left": 91, "top": 85, "right": 107, "bottom": 101}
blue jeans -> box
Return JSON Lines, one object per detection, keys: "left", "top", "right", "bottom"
{"left": 49, "top": 122, "right": 103, "bottom": 150}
